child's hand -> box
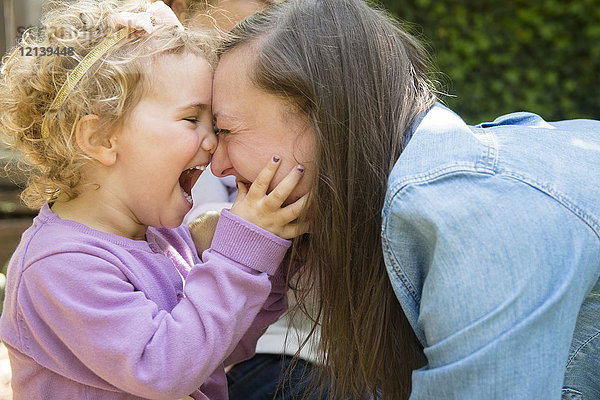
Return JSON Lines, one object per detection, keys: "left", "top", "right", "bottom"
{"left": 230, "top": 156, "right": 308, "bottom": 240}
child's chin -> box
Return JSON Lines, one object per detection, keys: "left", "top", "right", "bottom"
{"left": 156, "top": 214, "right": 186, "bottom": 229}
{"left": 171, "top": 216, "right": 186, "bottom": 228}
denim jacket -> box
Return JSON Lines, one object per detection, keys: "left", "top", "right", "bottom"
{"left": 381, "top": 104, "right": 600, "bottom": 399}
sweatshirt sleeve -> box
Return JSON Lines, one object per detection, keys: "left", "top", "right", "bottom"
{"left": 223, "top": 270, "right": 288, "bottom": 367}
{"left": 18, "top": 209, "right": 290, "bottom": 399}
{"left": 205, "top": 210, "right": 289, "bottom": 366}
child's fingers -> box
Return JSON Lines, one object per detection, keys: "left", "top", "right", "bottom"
{"left": 247, "top": 156, "right": 281, "bottom": 200}
{"left": 279, "top": 221, "right": 310, "bottom": 240}
{"left": 264, "top": 164, "right": 305, "bottom": 209}
{"left": 278, "top": 193, "right": 308, "bottom": 223}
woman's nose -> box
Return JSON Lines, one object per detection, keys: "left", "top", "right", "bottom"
{"left": 210, "top": 141, "right": 232, "bottom": 177}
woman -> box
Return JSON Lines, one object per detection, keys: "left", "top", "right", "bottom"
{"left": 210, "top": 0, "right": 600, "bottom": 398}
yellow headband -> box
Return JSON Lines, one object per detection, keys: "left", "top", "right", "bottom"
{"left": 38, "top": 1, "right": 182, "bottom": 139}
{"left": 40, "top": 28, "right": 130, "bottom": 139}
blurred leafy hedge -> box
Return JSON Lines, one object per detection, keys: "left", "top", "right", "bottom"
{"left": 377, "top": 0, "right": 600, "bottom": 124}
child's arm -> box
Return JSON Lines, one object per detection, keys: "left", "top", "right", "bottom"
{"left": 223, "top": 266, "right": 288, "bottom": 367}
{"left": 189, "top": 212, "right": 289, "bottom": 367}
{"left": 189, "top": 159, "right": 307, "bottom": 367}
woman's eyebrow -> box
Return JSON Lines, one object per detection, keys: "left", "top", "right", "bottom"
{"left": 213, "top": 111, "right": 233, "bottom": 120}
{"left": 214, "top": 113, "right": 250, "bottom": 133}
{"left": 213, "top": 112, "right": 242, "bottom": 124}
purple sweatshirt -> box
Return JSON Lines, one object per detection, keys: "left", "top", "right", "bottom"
{"left": 0, "top": 204, "right": 290, "bottom": 399}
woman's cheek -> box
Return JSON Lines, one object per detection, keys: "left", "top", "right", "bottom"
{"left": 227, "top": 143, "right": 264, "bottom": 182}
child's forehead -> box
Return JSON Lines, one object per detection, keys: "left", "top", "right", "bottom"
{"left": 153, "top": 52, "right": 212, "bottom": 75}
{"left": 143, "top": 53, "right": 209, "bottom": 83}
{"left": 141, "top": 52, "right": 214, "bottom": 104}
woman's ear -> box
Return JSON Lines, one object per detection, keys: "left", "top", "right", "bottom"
{"left": 75, "top": 115, "right": 118, "bottom": 166}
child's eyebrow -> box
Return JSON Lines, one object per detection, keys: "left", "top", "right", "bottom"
{"left": 176, "top": 103, "right": 210, "bottom": 112}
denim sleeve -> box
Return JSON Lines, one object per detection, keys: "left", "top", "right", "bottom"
{"left": 383, "top": 170, "right": 600, "bottom": 399}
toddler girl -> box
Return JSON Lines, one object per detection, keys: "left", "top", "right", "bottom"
{"left": 0, "top": 1, "right": 306, "bottom": 399}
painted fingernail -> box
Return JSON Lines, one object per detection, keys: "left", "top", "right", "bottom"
{"left": 272, "top": 156, "right": 280, "bottom": 163}
{"left": 296, "top": 165, "right": 304, "bottom": 173}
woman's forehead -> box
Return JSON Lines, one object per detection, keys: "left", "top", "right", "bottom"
{"left": 215, "top": 44, "right": 255, "bottom": 81}
{"left": 213, "top": 50, "right": 256, "bottom": 109}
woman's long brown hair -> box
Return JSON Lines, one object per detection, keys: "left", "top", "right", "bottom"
{"left": 219, "top": 0, "right": 438, "bottom": 398}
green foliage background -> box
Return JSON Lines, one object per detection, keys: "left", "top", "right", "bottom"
{"left": 377, "top": 0, "right": 600, "bottom": 124}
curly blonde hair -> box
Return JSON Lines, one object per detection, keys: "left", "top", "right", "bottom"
{"left": 0, "top": 0, "right": 216, "bottom": 209}
{"left": 180, "top": 0, "right": 283, "bottom": 33}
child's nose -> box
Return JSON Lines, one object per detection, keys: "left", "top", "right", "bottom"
{"left": 200, "top": 131, "right": 218, "bottom": 154}
{"left": 210, "top": 142, "right": 232, "bottom": 178}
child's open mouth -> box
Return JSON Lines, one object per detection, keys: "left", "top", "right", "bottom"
{"left": 179, "top": 165, "right": 207, "bottom": 204}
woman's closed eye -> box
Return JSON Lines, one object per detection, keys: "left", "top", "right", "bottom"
{"left": 213, "top": 117, "right": 235, "bottom": 138}
{"left": 213, "top": 122, "right": 231, "bottom": 138}
{"left": 184, "top": 117, "right": 199, "bottom": 124}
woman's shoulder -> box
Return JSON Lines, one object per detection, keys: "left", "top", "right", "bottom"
{"left": 385, "top": 107, "right": 600, "bottom": 238}
{"left": 388, "top": 104, "right": 600, "bottom": 195}
{"left": 387, "top": 104, "right": 491, "bottom": 192}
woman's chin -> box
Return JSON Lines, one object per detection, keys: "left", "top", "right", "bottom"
{"left": 281, "top": 187, "right": 308, "bottom": 207}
